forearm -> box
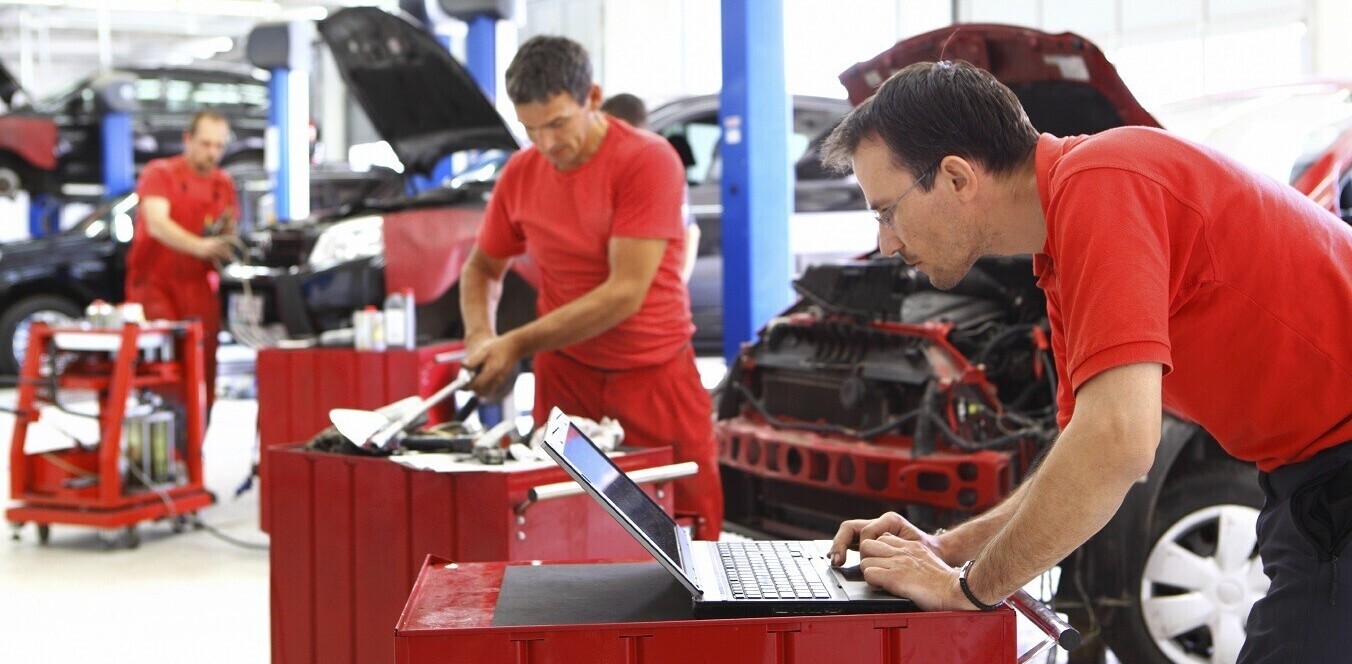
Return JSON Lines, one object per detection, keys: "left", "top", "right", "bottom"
{"left": 459, "top": 262, "right": 503, "bottom": 343}
{"left": 146, "top": 216, "right": 207, "bottom": 257}
{"left": 504, "top": 280, "right": 641, "bottom": 355}
{"left": 966, "top": 422, "right": 1144, "bottom": 604}
{"left": 938, "top": 476, "right": 1037, "bottom": 565}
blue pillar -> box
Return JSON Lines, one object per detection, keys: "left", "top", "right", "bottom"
{"left": 466, "top": 15, "right": 496, "bottom": 102}
{"left": 249, "top": 20, "right": 312, "bottom": 223}
{"left": 719, "top": 0, "right": 793, "bottom": 363}
{"left": 267, "top": 70, "right": 291, "bottom": 220}
{"left": 28, "top": 195, "right": 53, "bottom": 238}
{"left": 101, "top": 111, "right": 135, "bottom": 197}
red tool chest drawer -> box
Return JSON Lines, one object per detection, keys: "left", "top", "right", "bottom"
{"left": 266, "top": 444, "right": 677, "bottom": 664}
{"left": 394, "top": 556, "right": 1019, "bottom": 664}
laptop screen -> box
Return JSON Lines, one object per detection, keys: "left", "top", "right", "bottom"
{"left": 559, "top": 422, "right": 683, "bottom": 565}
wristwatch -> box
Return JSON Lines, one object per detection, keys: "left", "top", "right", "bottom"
{"left": 958, "top": 559, "right": 1003, "bottom": 611}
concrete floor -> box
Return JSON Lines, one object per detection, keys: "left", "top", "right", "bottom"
{"left": 1, "top": 362, "right": 1082, "bottom": 664}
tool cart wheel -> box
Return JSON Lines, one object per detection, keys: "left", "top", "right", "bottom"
{"left": 1103, "top": 463, "right": 1265, "bottom": 664}
{"left": 171, "top": 515, "right": 188, "bottom": 534}
{"left": 124, "top": 526, "right": 141, "bottom": 549}
{"left": 10, "top": 522, "right": 22, "bottom": 541}
{"left": 36, "top": 524, "right": 50, "bottom": 545}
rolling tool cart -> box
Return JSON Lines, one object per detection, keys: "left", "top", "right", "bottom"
{"left": 6, "top": 321, "right": 213, "bottom": 548}
{"left": 394, "top": 555, "right": 1077, "bottom": 664}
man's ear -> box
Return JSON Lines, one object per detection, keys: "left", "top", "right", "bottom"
{"left": 586, "top": 84, "right": 603, "bottom": 111}
{"left": 938, "top": 155, "right": 979, "bottom": 202}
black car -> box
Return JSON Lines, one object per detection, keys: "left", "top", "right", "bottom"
{"left": 225, "top": 7, "right": 877, "bottom": 355}
{"left": 0, "top": 164, "right": 400, "bottom": 376}
{"left": 0, "top": 63, "right": 270, "bottom": 199}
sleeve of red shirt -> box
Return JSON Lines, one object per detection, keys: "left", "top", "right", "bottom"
{"left": 475, "top": 156, "right": 527, "bottom": 260}
{"left": 611, "top": 143, "right": 685, "bottom": 241}
{"left": 137, "top": 161, "right": 173, "bottom": 200}
{"left": 1045, "top": 167, "right": 1174, "bottom": 413}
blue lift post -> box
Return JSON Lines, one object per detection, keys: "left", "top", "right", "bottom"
{"left": 413, "top": 6, "right": 500, "bottom": 193}
{"left": 247, "top": 21, "right": 313, "bottom": 223}
{"left": 719, "top": 0, "right": 793, "bottom": 363}
{"left": 32, "top": 74, "right": 138, "bottom": 238}
{"left": 431, "top": 1, "right": 510, "bottom": 423}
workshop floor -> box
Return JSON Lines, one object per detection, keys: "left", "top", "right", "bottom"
{"left": 1, "top": 356, "right": 1092, "bottom": 664}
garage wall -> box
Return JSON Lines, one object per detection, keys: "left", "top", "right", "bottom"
{"left": 519, "top": 0, "right": 954, "bottom": 105}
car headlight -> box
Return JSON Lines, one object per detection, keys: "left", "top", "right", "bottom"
{"left": 307, "top": 215, "right": 384, "bottom": 270}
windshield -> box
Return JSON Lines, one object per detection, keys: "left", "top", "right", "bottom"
{"left": 30, "top": 77, "right": 91, "bottom": 113}
{"left": 1157, "top": 86, "right": 1352, "bottom": 185}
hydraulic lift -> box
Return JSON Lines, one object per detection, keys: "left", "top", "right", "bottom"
{"left": 6, "top": 320, "right": 213, "bottom": 548}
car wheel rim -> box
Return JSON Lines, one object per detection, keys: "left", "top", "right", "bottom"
{"left": 0, "top": 166, "right": 20, "bottom": 198}
{"left": 1140, "top": 504, "right": 1269, "bottom": 664}
{"left": 15, "top": 310, "right": 77, "bottom": 367}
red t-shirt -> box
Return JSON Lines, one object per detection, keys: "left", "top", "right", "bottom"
{"left": 1035, "top": 128, "right": 1352, "bottom": 471}
{"left": 126, "top": 155, "right": 238, "bottom": 285}
{"left": 476, "top": 119, "right": 693, "bottom": 370}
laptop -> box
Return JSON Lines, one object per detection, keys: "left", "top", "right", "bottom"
{"left": 541, "top": 407, "right": 917, "bottom": 619}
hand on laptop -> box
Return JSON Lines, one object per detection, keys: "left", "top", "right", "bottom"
{"left": 857, "top": 533, "right": 978, "bottom": 611}
{"left": 829, "top": 511, "right": 954, "bottom": 567}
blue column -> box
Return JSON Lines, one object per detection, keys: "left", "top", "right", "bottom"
{"left": 268, "top": 69, "right": 293, "bottom": 221}
{"left": 466, "top": 15, "right": 496, "bottom": 102}
{"left": 719, "top": 0, "right": 793, "bottom": 363}
{"left": 28, "top": 195, "right": 53, "bottom": 238}
{"left": 101, "top": 111, "right": 135, "bottom": 197}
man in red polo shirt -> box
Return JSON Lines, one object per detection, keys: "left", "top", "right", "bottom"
{"left": 125, "top": 110, "right": 238, "bottom": 416}
{"left": 818, "top": 61, "right": 1351, "bottom": 662}
{"left": 460, "top": 36, "right": 722, "bottom": 539}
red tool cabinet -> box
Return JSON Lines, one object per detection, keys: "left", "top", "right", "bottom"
{"left": 6, "top": 322, "right": 213, "bottom": 546}
{"left": 266, "top": 444, "right": 679, "bottom": 664}
{"left": 254, "top": 341, "right": 462, "bottom": 529}
{"left": 395, "top": 556, "right": 1019, "bottom": 664}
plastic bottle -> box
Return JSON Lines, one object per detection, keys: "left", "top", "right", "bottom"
{"left": 366, "top": 305, "right": 386, "bottom": 352}
{"left": 384, "top": 288, "right": 417, "bottom": 350}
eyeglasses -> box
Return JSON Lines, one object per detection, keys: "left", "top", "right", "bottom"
{"left": 873, "top": 168, "right": 935, "bottom": 229}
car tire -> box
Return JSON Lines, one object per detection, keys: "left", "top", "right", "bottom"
{"left": 0, "top": 154, "right": 38, "bottom": 199}
{"left": 0, "top": 295, "right": 83, "bottom": 375}
{"left": 1102, "top": 462, "right": 1267, "bottom": 664}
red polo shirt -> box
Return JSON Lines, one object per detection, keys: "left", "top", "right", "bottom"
{"left": 476, "top": 119, "right": 693, "bottom": 370}
{"left": 1034, "top": 128, "right": 1352, "bottom": 471}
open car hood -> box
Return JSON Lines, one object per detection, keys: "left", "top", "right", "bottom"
{"left": 840, "top": 23, "right": 1160, "bottom": 135}
{"left": 318, "top": 7, "right": 518, "bottom": 176}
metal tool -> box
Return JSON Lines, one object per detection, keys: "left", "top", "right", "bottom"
{"left": 1007, "top": 588, "right": 1081, "bottom": 660}
{"left": 329, "top": 367, "right": 475, "bottom": 453}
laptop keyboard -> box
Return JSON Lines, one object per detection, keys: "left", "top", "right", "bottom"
{"left": 717, "top": 541, "right": 832, "bottom": 600}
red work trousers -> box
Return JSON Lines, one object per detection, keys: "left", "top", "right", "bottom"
{"left": 124, "top": 278, "right": 219, "bottom": 416}
{"left": 533, "top": 346, "right": 724, "bottom": 540}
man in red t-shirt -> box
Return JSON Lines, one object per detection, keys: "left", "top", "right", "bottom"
{"left": 459, "top": 36, "right": 722, "bottom": 539}
{"left": 124, "top": 110, "right": 238, "bottom": 416}
{"left": 816, "top": 62, "right": 1351, "bottom": 662}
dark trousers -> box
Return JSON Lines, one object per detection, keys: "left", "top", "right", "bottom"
{"left": 1238, "top": 442, "right": 1352, "bottom": 664}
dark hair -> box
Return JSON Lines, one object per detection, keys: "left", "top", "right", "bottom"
{"left": 601, "top": 93, "right": 647, "bottom": 128}
{"left": 505, "top": 35, "right": 593, "bottom": 105}
{"left": 820, "top": 61, "right": 1038, "bottom": 188}
{"left": 187, "top": 109, "right": 228, "bottom": 135}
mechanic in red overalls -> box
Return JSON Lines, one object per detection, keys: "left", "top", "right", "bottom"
{"left": 460, "top": 36, "right": 723, "bottom": 540}
{"left": 124, "top": 110, "right": 238, "bottom": 417}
